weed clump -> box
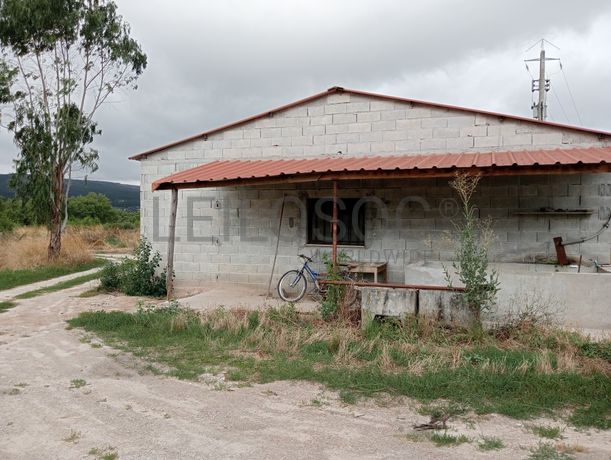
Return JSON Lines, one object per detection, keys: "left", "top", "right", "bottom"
{"left": 444, "top": 173, "right": 499, "bottom": 322}
{"left": 100, "top": 237, "right": 168, "bottom": 297}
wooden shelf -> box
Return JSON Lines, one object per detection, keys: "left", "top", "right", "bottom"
{"left": 512, "top": 209, "right": 594, "bottom": 216}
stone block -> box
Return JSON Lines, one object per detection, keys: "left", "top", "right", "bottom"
{"left": 420, "top": 138, "right": 446, "bottom": 150}
{"left": 327, "top": 93, "right": 351, "bottom": 104}
{"left": 474, "top": 136, "right": 501, "bottom": 148}
{"left": 532, "top": 132, "right": 563, "bottom": 145}
{"left": 307, "top": 106, "right": 325, "bottom": 117}
{"left": 418, "top": 290, "right": 474, "bottom": 328}
{"left": 422, "top": 118, "right": 448, "bottom": 128}
{"left": 460, "top": 126, "right": 487, "bottom": 138}
{"left": 348, "top": 122, "right": 372, "bottom": 133}
{"left": 370, "top": 100, "right": 395, "bottom": 111}
{"left": 261, "top": 127, "right": 282, "bottom": 138}
{"left": 357, "top": 111, "right": 381, "bottom": 123}
{"left": 281, "top": 126, "right": 302, "bottom": 137}
{"left": 346, "top": 101, "right": 370, "bottom": 112}
{"left": 407, "top": 128, "right": 433, "bottom": 140}
{"left": 432, "top": 127, "right": 460, "bottom": 138}
{"left": 381, "top": 109, "right": 407, "bottom": 121}
{"left": 359, "top": 287, "right": 418, "bottom": 327}
{"left": 446, "top": 137, "right": 474, "bottom": 150}
{"left": 333, "top": 113, "right": 357, "bottom": 124}
{"left": 372, "top": 120, "right": 396, "bottom": 131}
{"left": 502, "top": 133, "right": 532, "bottom": 146}
{"left": 325, "top": 103, "right": 348, "bottom": 114}
{"left": 446, "top": 115, "right": 476, "bottom": 128}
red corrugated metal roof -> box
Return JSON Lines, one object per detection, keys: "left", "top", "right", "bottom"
{"left": 152, "top": 147, "right": 611, "bottom": 191}
{"left": 131, "top": 86, "right": 611, "bottom": 161}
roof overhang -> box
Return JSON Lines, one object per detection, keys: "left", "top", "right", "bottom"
{"left": 151, "top": 147, "right": 611, "bottom": 191}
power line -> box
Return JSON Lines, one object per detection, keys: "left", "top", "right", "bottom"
{"left": 559, "top": 62, "right": 583, "bottom": 125}
{"left": 550, "top": 86, "right": 571, "bottom": 124}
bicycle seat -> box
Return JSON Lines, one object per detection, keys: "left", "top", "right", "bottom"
{"left": 299, "top": 254, "right": 313, "bottom": 262}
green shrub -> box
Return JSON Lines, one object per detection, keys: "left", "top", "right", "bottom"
{"left": 100, "top": 238, "right": 169, "bottom": 297}
{"left": 319, "top": 251, "right": 350, "bottom": 320}
{"left": 99, "top": 261, "right": 122, "bottom": 291}
{"left": 106, "top": 209, "right": 139, "bottom": 230}
{"left": 444, "top": 174, "right": 499, "bottom": 321}
{"left": 67, "top": 193, "right": 140, "bottom": 229}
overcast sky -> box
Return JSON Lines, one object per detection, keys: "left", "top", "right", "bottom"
{"left": 1, "top": 0, "right": 610, "bottom": 185}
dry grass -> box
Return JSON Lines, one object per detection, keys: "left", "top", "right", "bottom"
{"left": 69, "top": 304, "right": 611, "bottom": 428}
{"left": 70, "top": 225, "right": 139, "bottom": 252}
{"left": 0, "top": 226, "right": 138, "bottom": 270}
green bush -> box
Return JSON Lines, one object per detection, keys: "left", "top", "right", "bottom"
{"left": 68, "top": 193, "right": 116, "bottom": 223}
{"left": 0, "top": 203, "right": 15, "bottom": 232}
{"left": 0, "top": 196, "right": 39, "bottom": 231}
{"left": 67, "top": 192, "right": 140, "bottom": 229}
{"left": 106, "top": 208, "right": 139, "bottom": 230}
{"left": 99, "top": 261, "right": 122, "bottom": 291}
{"left": 100, "top": 238, "right": 169, "bottom": 297}
{"left": 319, "top": 251, "right": 350, "bottom": 320}
{"left": 444, "top": 174, "right": 499, "bottom": 321}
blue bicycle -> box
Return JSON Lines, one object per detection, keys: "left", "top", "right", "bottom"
{"left": 277, "top": 254, "right": 357, "bottom": 303}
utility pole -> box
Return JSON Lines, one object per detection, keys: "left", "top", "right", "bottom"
{"left": 525, "top": 39, "right": 559, "bottom": 121}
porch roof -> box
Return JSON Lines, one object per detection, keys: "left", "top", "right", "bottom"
{"left": 152, "top": 147, "right": 611, "bottom": 191}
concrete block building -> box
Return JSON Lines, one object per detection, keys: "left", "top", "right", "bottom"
{"left": 131, "top": 87, "right": 611, "bottom": 327}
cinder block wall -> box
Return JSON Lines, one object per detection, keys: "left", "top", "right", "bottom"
{"left": 138, "top": 92, "right": 611, "bottom": 290}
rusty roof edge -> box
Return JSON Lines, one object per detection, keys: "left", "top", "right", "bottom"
{"left": 131, "top": 86, "right": 611, "bottom": 161}
{"left": 150, "top": 147, "right": 611, "bottom": 192}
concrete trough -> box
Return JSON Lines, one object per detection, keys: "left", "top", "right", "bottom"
{"left": 358, "top": 286, "right": 472, "bottom": 328}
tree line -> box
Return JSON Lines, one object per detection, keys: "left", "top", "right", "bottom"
{"left": 0, "top": 192, "right": 139, "bottom": 232}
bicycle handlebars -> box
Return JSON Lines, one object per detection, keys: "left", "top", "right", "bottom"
{"left": 298, "top": 254, "right": 313, "bottom": 262}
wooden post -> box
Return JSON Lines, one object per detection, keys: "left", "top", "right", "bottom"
{"left": 166, "top": 187, "right": 178, "bottom": 300}
{"left": 332, "top": 180, "right": 338, "bottom": 268}
{"left": 267, "top": 194, "right": 286, "bottom": 297}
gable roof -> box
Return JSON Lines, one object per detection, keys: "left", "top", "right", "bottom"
{"left": 130, "top": 86, "right": 611, "bottom": 161}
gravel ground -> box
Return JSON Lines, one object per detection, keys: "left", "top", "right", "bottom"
{"left": 0, "top": 283, "right": 609, "bottom": 459}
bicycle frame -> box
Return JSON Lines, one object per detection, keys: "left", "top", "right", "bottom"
{"left": 300, "top": 261, "right": 319, "bottom": 283}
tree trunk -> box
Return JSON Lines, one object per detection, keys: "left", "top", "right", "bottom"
{"left": 48, "top": 166, "right": 64, "bottom": 260}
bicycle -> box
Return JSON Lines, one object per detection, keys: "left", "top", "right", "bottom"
{"left": 277, "top": 254, "right": 358, "bottom": 303}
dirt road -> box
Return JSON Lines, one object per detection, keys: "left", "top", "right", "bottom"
{"left": 0, "top": 284, "right": 608, "bottom": 459}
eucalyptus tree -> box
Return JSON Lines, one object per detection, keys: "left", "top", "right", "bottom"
{"left": 0, "top": 0, "right": 146, "bottom": 259}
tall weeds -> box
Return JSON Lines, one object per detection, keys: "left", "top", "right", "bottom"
{"left": 444, "top": 173, "right": 499, "bottom": 321}
{"left": 0, "top": 225, "right": 138, "bottom": 270}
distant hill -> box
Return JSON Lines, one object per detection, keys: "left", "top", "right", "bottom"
{"left": 0, "top": 174, "right": 140, "bottom": 210}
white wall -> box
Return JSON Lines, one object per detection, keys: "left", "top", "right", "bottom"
{"left": 137, "top": 92, "right": 611, "bottom": 293}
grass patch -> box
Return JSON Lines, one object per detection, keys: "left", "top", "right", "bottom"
{"left": 339, "top": 390, "right": 357, "bottom": 405}
{"left": 79, "top": 287, "right": 104, "bottom": 298}
{"left": 67, "top": 305, "right": 611, "bottom": 429}
{"left": 88, "top": 446, "right": 118, "bottom": 460}
{"left": 529, "top": 442, "right": 575, "bottom": 460}
{"left": 63, "top": 430, "right": 81, "bottom": 444}
{"left": 15, "top": 272, "right": 100, "bottom": 299}
{"left": 529, "top": 424, "right": 564, "bottom": 439}
{"left": 0, "top": 300, "right": 17, "bottom": 313}
{"left": 478, "top": 436, "right": 504, "bottom": 451}
{"left": 430, "top": 432, "right": 470, "bottom": 447}
{"left": 0, "top": 258, "right": 104, "bottom": 292}
{"left": 70, "top": 379, "right": 87, "bottom": 389}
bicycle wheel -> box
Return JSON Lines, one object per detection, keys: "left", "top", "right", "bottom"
{"left": 277, "top": 270, "right": 308, "bottom": 302}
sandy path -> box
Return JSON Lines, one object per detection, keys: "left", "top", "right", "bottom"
{"left": 0, "top": 268, "right": 103, "bottom": 301}
{"left": 0, "top": 285, "right": 608, "bottom": 459}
